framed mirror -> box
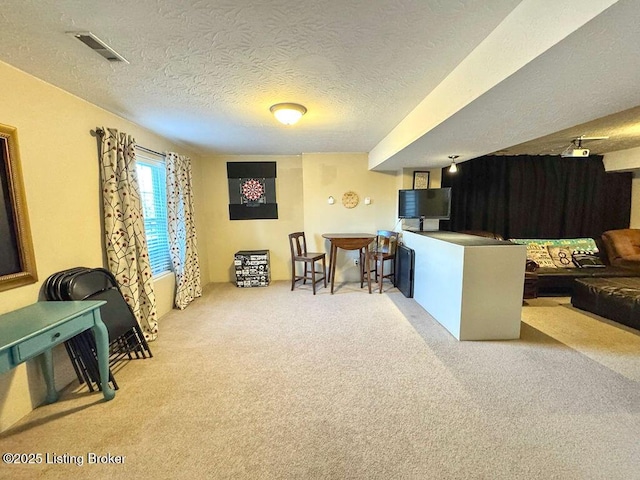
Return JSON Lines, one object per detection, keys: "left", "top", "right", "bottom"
{"left": 0, "top": 123, "right": 37, "bottom": 291}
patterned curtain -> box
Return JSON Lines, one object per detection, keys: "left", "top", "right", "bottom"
{"left": 166, "top": 152, "right": 202, "bottom": 309}
{"left": 99, "top": 128, "right": 159, "bottom": 340}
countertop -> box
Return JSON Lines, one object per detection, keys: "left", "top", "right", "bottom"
{"left": 403, "top": 230, "right": 517, "bottom": 247}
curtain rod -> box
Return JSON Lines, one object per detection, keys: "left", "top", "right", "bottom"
{"left": 92, "top": 128, "right": 165, "bottom": 157}
{"left": 136, "top": 145, "right": 165, "bottom": 157}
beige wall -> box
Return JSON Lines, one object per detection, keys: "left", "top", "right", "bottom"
{"left": 200, "top": 154, "right": 304, "bottom": 282}
{"left": 397, "top": 167, "right": 444, "bottom": 232}
{"left": 632, "top": 174, "right": 640, "bottom": 228}
{"left": 0, "top": 61, "right": 209, "bottom": 431}
{"left": 603, "top": 147, "right": 640, "bottom": 228}
{"left": 302, "top": 153, "right": 399, "bottom": 282}
{"left": 199, "top": 153, "right": 414, "bottom": 284}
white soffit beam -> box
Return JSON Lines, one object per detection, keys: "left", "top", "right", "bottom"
{"left": 368, "top": 0, "right": 621, "bottom": 170}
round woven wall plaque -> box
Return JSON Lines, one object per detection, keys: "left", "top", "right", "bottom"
{"left": 342, "top": 191, "right": 359, "bottom": 209}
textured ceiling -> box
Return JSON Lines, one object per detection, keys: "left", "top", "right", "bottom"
{"left": 495, "top": 105, "right": 640, "bottom": 156}
{"left": 0, "top": 0, "right": 639, "bottom": 169}
{"left": 367, "top": 0, "right": 640, "bottom": 170}
{"left": 0, "top": 0, "right": 520, "bottom": 155}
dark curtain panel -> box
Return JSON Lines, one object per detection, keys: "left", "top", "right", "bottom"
{"left": 441, "top": 155, "right": 632, "bottom": 239}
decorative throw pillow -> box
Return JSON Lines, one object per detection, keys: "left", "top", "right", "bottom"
{"left": 547, "top": 246, "right": 575, "bottom": 268}
{"left": 525, "top": 244, "right": 556, "bottom": 269}
{"left": 572, "top": 250, "right": 606, "bottom": 268}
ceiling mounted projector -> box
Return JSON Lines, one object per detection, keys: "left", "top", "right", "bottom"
{"left": 561, "top": 147, "right": 590, "bottom": 157}
{"left": 560, "top": 135, "right": 608, "bottom": 158}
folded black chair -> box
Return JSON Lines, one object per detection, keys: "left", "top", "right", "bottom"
{"left": 44, "top": 267, "right": 110, "bottom": 392}
{"left": 65, "top": 268, "right": 152, "bottom": 363}
{"left": 44, "top": 267, "right": 153, "bottom": 392}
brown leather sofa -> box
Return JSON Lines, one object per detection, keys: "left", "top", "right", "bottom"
{"left": 534, "top": 231, "right": 640, "bottom": 294}
{"left": 601, "top": 229, "right": 640, "bottom": 269}
{"left": 460, "top": 229, "right": 640, "bottom": 295}
{"left": 572, "top": 277, "right": 640, "bottom": 331}
{"left": 571, "top": 230, "right": 640, "bottom": 331}
{"left": 483, "top": 231, "right": 640, "bottom": 294}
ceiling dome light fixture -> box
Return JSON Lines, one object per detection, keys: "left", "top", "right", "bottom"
{"left": 448, "top": 155, "right": 459, "bottom": 173}
{"left": 270, "top": 103, "right": 307, "bottom": 125}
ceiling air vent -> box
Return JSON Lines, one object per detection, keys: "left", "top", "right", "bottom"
{"left": 68, "top": 31, "right": 129, "bottom": 64}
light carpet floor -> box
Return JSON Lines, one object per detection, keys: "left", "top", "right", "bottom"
{"left": 1, "top": 281, "right": 639, "bottom": 479}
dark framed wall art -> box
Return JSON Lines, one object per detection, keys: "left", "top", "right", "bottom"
{"left": 0, "top": 123, "right": 37, "bottom": 291}
{"left": 227, "top": 161, "right": 278, "bottom": 220}
{"left": 413, "top": 171, "right": 430, "bottom": 189}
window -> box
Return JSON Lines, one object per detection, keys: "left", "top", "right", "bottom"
{"left": 136, "top": 155, "right": 172, "bottom": 276}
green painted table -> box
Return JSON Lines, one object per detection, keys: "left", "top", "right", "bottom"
{"left": 0, "top": 301, "right": 115, "bottom": 402}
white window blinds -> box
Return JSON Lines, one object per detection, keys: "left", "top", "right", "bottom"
{"left": 136, "top": 153, "right": 172, "bottom": 276}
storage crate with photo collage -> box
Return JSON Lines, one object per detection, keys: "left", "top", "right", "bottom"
{"left": 234, "top": 250, "right": 270, "bottom": 287}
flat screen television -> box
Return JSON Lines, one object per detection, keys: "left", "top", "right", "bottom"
{"left": 398, "top": 188, "right": 452, "bottom": 226}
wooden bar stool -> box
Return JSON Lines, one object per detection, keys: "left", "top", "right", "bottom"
{"left": 288, "top": 232, "right": 327, "bottom": 294}
{"left": 361, "top": 230, "right": 398, "bottom": 293}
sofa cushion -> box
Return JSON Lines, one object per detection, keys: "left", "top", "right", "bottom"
{"left": 589, "top": 267, "right": 640, "bottom": 278}
{"left": 536, "top": 267, "right": 591, "bottom": 277}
